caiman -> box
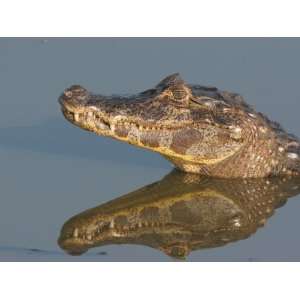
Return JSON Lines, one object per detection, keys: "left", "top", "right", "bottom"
{"left": 58, "top": 171, "right": 300, "bottom": 259}
{"left": 59, "top": 73, "right": 300, "bottom": 178}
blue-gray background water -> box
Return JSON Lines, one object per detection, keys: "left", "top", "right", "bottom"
{"left": 1, "top": 38, "right": 300, "bottom": 261}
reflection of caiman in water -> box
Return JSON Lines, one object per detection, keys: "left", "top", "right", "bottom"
{"left": 58, "top": 171, "right": 300, "bottom": 259}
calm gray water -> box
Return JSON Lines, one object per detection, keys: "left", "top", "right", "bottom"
{"left": 1, "top": 38, "right": 300, "bottom": 261}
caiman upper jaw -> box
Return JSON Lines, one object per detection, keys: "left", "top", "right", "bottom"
{"left": 59, "top": 85, "right": 114, "bottom": 134}
{"left": 59, "top": 85, "right": 90, "bottom": 113}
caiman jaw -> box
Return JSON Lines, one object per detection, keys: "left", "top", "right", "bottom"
{"left": 60, "top": 103, "right": 188, "bottom": 138}
{"left": 60, "top": 105, "right": 112, "bottom": 135}
{"left": 60, "top": 95, "right": 243, "bottom": 170}
{"left": 58, "top": 85, "right": 198, "bottom": 161}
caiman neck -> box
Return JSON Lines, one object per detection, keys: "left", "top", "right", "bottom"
{"left": 167, "top": 118, "right": 288, "bottom": 178}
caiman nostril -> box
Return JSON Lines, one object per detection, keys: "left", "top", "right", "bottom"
{"left": 59, "top": 84, "right": 90, "bottom": 109}
{"left": 63, "top": 90, "right": 73, "bottom": 98}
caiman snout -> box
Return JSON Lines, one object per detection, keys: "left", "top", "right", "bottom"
{"left": 59, "top": 85, "right": 90, "bottom": 113}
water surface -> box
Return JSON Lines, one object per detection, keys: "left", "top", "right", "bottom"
{"left": 1, "top": 38, "right": 300, "bottom": 261}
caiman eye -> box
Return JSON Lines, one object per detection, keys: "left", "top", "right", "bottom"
{"left": 168, "top": 85, "right": 190, "bottom": 106}
{"left": 171, "top": 88, "right": 188, "bottom": 100}
{"left": 160, "top": 83, "right": 191, "bottom": 106}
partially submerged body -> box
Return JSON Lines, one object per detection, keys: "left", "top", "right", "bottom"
{"left": 59, "top": 73, "right": 300, "bottom": 178}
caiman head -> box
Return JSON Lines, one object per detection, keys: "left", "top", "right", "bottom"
{"left": 59, "top": 73, "right": 261, "bottom": 176}
{"left": 58, "top": 170, "right": 300, "bottom": 259}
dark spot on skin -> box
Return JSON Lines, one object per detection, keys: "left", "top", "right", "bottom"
{"left": 171, "top": 129, "right": 203, "bottom": 154}
{"left": 214, "top": 114, "right": 232, "bottom": 126}
{"left": 217, "top": 131, "right": 233, "bottom": 143}
{"left": 170, "top": 200, "right": 202, "bottom": 224}
{"left": 114, "top": 215, "right": 129, "bottom": 226}
{"left": 114, "top": 125, "right": 129, "bottom": 138}
{"left": 190, "top": 109, "right": 211, "bottom": 122}
{"left": 139, "top": 206, "right": 160, "bottom": 220}
{"left": 140, "top": 133, "right": 160, "bottom": 148}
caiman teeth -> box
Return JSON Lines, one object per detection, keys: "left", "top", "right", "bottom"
{"left": 63, "top": 108, "right": 188, "bottom": 131}
{"left": 74, "top": 113, "right": 80, "bottom": 122}
{"left": 67, "top": 219, "right": 167, "bottom": 242}
{"left": 73, "top": 228, "right": 79, "bottom": 238}
{"left": 109, "top": 219, "right": 115, "bottom": 229}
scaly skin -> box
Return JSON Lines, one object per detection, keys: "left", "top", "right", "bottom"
{"left": 59, "top": 73, "right": 300, "bottom": 178}
{"left": 58, "top": 170, "right": 300, "bottom": 259}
